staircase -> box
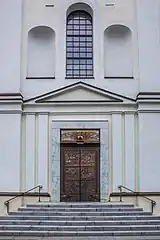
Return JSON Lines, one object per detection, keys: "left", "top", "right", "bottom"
{"left": 0, "top": 202, "right": 160, "bottom": 238}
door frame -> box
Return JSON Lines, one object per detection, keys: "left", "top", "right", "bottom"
{"left": 52, "top": 121, "right": 109, "bottom": 202}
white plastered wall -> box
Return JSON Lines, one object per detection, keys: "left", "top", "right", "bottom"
{"left": 138, "top": 112, "right": 160, "bottom": 191}
{"left": 0, "top": 0, "right": 22, "bottom": 92}
{"left": 137, "top": 0, "right": 160, "bottom": 91}
{"left": 0, "top": 113, "right": 21, "bottom": 191}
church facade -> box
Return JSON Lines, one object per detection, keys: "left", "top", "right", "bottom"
{"left": 0, "top": 0, "right": 160, "bottom": 208}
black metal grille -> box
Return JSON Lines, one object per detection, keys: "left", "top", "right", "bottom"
{"left": 66, "top": 11, "right": 93, "bottom": 78}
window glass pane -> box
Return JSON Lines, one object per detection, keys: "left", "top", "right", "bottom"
{"left": 67, "top": 52, "right": 73, "bottom": 57}
{"left": 67, "top": 30, "right": 73, "bottom": 35}
{"left": 73, "top": 37, "right": 79, "bottom": 41}
{"left": 86, "top": 65, "right": 92, "bottom": 70}
{"left": 86, "top": 31, "right": 92, "bottom": 35}
{"left": 68, "top": 19, "right": 73, "bottom": 24}
{"left": 74, "top": 52, "right": 80, "bottom": 57}
{"left": 73, "top": 59, "right": 79, "bottom": 64}
{"left": 86, "top": 25, "right": 92, "bottom": 30}
{"left": 67, "top": 25, "right": 73, "bottom": 30}
{"left": 67, "top": 65, "right": 73, "bottom": 70}
{"left": 86, "top": 52, "right": 92, "bottom": 58}
{"left": 80, "top": 59, "right": 86, "bottom": 64}
{"left": 74, "top": 20, "right": 79, "bottom": 24}
{"left": 80, "top": 65, "right": 86, "bottom": 70}
{"left": 80, "top": 70, "right": 86, "bottom": 75}
{"left": 73, "top": 30, "right": 79, "bottom": 35}
{"left": 80, "top": 25, "right": 86, "bottom": 30}
{"left": 67, "top": 47, "right": 73, "bottom": 52}
{"left": 67, "top": 59, "right": 73, "bottom": 64}
{"left": 87, "top": 59, "right": 92, "bottom": 64}
{"left": 80, "top": 37, "right": 86, "bottom": 42}
{"left": 80, "top": 20, "right": 85, "bottom": 24}
{"left": 73, "top": 47, "right": 79, "bottom": 52}
{"left": 86, "top": 42, "right": 92, "bottom": 47}
{"left": 67, "top": 70, "right": 72, "bottom": 75}
{"left": 80, "top": 52, "right": 86, "bottom": 57}
{"left": 80, "top": 30, "right": 85, "bottom": 35}
{"left": 73, "top": 70, "right": 79, "bottom": 75}
{"left": 87, "top": 37, "right": 92, "bottom": 41}
{"left": 73, "top": 65, "right": 79, "bottom": 70}
{"left": 74, "top": 25, "right": 79, "bottom": 30}
{"left": 80, "top": 47, "right": 86, "bottom": 52}
{"left": 74, "top": 42, "right": 79, "bottom": 47}
{"left": 86, "top": 19, "right": 91, "bottom": 24}
{"left": 67, "top": 42, "right": 73, "bottom": 47}
{"left": 87, "top": 70, "right": 93, "bottom": 75}
{"left": 67, "top": 37, "right": 72, "bottom": 41}
{"left": 80, "top": 42, "right": 85, "bottom": 47}
{"left": 87, "top": 47, "right": 92, "bottom": 52}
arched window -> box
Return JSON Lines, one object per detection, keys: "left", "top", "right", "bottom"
{"left": 66, "top": 10, "right": 93, "bottom": 79}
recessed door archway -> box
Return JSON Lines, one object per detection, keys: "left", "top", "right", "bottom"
{"left": 60, "top": 129, "right": 100, "bottom": 202}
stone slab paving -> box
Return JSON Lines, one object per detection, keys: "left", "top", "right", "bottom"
{"left": 1, "top": 237, "right": 160, "bottom": 240}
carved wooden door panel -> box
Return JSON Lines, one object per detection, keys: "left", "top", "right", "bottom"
{"left": 60, "top": 145, "right": 100, "bottom": 202}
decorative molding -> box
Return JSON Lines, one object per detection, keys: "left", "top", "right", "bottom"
{"left": 0, "top": 93, "right": 23, "bottom": 97}
{"left": 26, "top": 77, "right": 55, "bottom": 80}
{"left": 24, "top": 81, "right": 135, "bottom": 103}
{"left": 137, "top": 92, "right": 160, "bottom": 103}
{"left": 0, "top": 110, "right": 22, "bottom": 114}
{"left": 0, "top": 93, "right": 23, "bottom": 104}
{"left": 104, "top": 77, "right": 134, "bottom": 79}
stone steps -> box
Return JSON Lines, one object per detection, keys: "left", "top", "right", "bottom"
{"left": 1, "top": 219, "right": 160, "bottom": 226}
{"left": 9, "top": 211, "right": 152, "bottom": 216}
{"left": 26, "top": 203, "right": 135, "bottom": 208}
{"left": 1, "top": 224, "right": 160, "bottom": 231}
{"left": 0, "top": 214, "right": 159, "bottom": 221}
{"left": 1, "top": 230, "right": 160, "bottom": 237}
{"left": 18, "top": 207, "right": 144, "bottom": 212}
{"left": 0, "top": 202, "right": 160, "bottom": 237}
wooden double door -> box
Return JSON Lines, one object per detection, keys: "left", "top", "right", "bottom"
{"left": 60, "top": 143, "right": 100, "bottom": 202}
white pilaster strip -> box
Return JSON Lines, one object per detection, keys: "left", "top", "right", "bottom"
{"left": 125, "top": 114, "right": 135, "bottom": 190}
{"left": 112, "top": 114, "right": 122, "bottom": 191}
{"left": 25, "top": 114, "right": 35, "bottom": 189}
{"left": 38, "top": 114, "right": 48, "bottom": 191}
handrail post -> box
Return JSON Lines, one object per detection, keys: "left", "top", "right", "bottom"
{"left": 151, "top": 200, "right": 156, "bottom": 214}
{"left": 118, "top": 185, "right": 122, "bottom": 202}
{"left": 5, "top": 202, "right": 9, "bottom": 214}
{"left": 38, "top": 185, "right": 43, "bottom": 202}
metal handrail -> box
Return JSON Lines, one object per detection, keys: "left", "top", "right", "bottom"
{"left": 4, "top": 185, "right": 43, "bottom": 213}
{"left": 118, "top": 185, "right": 156, "bottom": 214}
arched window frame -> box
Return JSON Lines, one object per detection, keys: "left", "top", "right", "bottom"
{"left": 66, "top": 10, "right": 93, "bottom": 79}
